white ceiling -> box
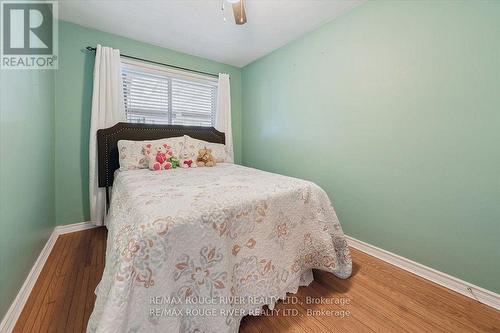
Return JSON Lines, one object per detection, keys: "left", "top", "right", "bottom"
{"left": 59, "top": 0, "right": 363, "bottom": 67}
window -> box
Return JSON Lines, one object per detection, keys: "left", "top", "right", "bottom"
{"left": 121, "top": 58, "right": 218, "bottom": 127}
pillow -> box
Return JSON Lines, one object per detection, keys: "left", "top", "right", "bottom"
{"left": 184, "top": 136, "right": 230, "bottom": 163}
{"left": 117, "top": 136, "right": 186, "bottom": 170}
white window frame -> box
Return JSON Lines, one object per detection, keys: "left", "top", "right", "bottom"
{"left": 121, "top": 57, "right": 219, "bottom": 127}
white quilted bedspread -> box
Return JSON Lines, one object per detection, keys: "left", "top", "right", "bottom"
{"left": 87, "top": 164, "right": 352, "bottom": 333}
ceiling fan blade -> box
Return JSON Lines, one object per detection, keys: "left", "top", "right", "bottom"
{"left": 232, "top": 0, "right": 247, "bottom": 25}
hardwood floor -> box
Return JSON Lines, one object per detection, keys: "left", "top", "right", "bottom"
{"left": 13, "top": 228, "right": 106, "bottom": 333}
{"left": 14, "top": 228, "right": 500, "bottom": 332}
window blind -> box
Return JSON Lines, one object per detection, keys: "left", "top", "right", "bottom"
{"left": 121, "top": 59, "right": 218, "bottom": 126}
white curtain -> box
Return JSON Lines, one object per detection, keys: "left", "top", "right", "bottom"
{"left": 215, "top": 73, "right": 234, "bottom": 162}
{"left": 89, "top": 45, "right": 126, "bottom": 226}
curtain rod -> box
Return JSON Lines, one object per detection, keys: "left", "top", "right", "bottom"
{"left": 85, "top": 46, "right": 220, "bottom": 78}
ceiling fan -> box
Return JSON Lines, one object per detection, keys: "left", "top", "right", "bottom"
{"left": 225, "top": 0, "right": 247, "bottom": 25}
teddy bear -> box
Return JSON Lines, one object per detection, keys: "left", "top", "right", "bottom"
{"left": 178, "top": 146, "right": 197, "bottom": 168}
{"left": 144, "top": 143, "right": 179, "bottom": 171}
{"left": 196, "top": 147, "right": 216, "bottom": 167}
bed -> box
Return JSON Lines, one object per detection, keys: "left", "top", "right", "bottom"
{"left": 88, "top": 123, "right": 352, "bottom": 333}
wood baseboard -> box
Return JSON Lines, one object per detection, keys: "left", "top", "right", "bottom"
{"left": 346, "top": 235, "right": 500, "bottom": 310}
{"left": 0, "top": 222, "right": 97, "bottom": 333}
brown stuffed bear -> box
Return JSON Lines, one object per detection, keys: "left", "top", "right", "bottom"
{"left": 196, "top": 147, "right": 216, "bottom": 167}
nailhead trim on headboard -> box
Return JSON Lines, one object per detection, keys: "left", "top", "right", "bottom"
{"left": 97, "top": 123, "right": 225, "bottom": 188}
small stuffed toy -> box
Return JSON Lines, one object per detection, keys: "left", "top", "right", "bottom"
{"left": 196, "top": 147, "right": 216, "bottom": 167}
{"left": 169, "top": 156, "right": 180, "bottom": 169}
{"left": 144, "top": 143, "right": 179, "bottom": 171}
{"left": 178, "top": 146, "right": 197, "bottom": 168}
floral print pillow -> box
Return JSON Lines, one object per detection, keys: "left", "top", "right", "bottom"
{"left": 117, "top": 136, "right": 187, "bottom": 171}
{"left": 184, "top": 136, "right": 230, "bottom": 163}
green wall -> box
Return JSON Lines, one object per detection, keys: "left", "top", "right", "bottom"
{"left": 55, "top": 21, "right": 242, "bottom": 225}
{"left": 241, "top": 0, "right": 500, "bottom": 293}
{"left": 0, "top": 70, "right": 55, "bottom": 318}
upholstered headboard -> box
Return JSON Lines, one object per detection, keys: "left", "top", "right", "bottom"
{"left": 97, "top": 122, "right": 225, "bottom": 189}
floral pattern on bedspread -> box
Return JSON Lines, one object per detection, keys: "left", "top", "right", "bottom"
{"left": 87, "top": 164, "right": 351, "bottom": 333}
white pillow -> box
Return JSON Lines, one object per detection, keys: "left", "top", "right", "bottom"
{"left": 117, "top": 136, "right": 187, "bottom": 170}
{"left": 184, "top": 136, "right": 230, "bottom": 163}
